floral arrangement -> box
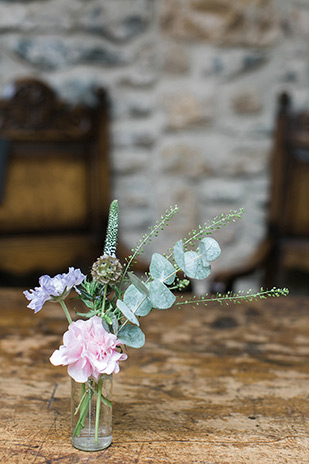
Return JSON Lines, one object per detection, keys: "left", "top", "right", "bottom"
{"left": 24, "top": 200, "right": 288, "bottom": 450}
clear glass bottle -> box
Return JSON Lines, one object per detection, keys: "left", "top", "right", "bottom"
{"left": 71, "top": 375, "right": 113, "bottom": 451}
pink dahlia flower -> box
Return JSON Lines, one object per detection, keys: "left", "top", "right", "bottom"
{"left": 50, "top": 316, "right": 128, "bottom": 382}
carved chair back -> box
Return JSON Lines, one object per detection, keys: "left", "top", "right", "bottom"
{"left": 269, "top": 93, "right": 309, "bottom": 238}
{"left": 0, "top": 78, "right": 110, "bottom": 284}
{"left": 266, "top": 93, "right": 309, "bottom": 282}
{"left": 210, "top": 93, "right": 309, "bottom": 293}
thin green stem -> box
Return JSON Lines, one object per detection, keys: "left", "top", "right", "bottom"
{"left": 74, "top": 387, "right": 87, "bottom": 416}
{"left": 177, "top": 287, "right": 289, "bottom": 307}
{"left": 73, "top": 385, "right": 90, "bottom": 437}
{"left": 95, "top": 377, "right": 104, "bottom": 443}
{"left": 165, "top": 209, "right": 244, "bottom": 260}
{"left": 120, "top": 205, "right": 179, "bottom": 288}
{"left": 100, "top": 285, "right": 108, "bottom": 317}
{"left": 59, "top": 299, "right": 72, "bottom": 324}
{"left": 87, "top": 380, "right": 112, "bottom": 407}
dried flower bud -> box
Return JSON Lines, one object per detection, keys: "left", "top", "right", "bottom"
{"left": 91, "top": 255, "right": 123, "bottom": 285}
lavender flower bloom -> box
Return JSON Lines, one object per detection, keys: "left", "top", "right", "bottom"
{"left": 24, "top": 267, "right": 86, "bottom": 313}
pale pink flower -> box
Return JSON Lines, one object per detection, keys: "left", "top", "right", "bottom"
{"left": 50, "top": 316, "right": 128, "bottom": 382}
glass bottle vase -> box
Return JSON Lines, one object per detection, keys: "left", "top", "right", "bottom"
{"left": 71, "top": 375, "right": 113, "bottom": 451}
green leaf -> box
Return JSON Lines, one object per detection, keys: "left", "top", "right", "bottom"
{"left": 149, "top": 253, "right": 176, "bottom": 285}
{"left": 148, "top": 279, "right": 176, "bottom": 309}
{"left": 75, "top": 309, "right": 98, "bottom": 318}
{"left": 173, "top": 240, "right": 185, "bottom": 270}
{"left": 101, "top": 313, "right": 119, "bottom": 335}
{"left": 174, "top": 238, "right": 217, "bottom": 280}
{"left": 183, "top": 250, "right": 211, "bottom": 280}
{"left": 116, "top": 300, "right": 140, "bottom": 326}
{"left": 118, "top": 324, "right": 145, "bottom": 348}
{"left": 111, "top": 314, "right": 119, "bottom": 335}
{"left": 199, "top": 237, "right": 221, "bottom": 263}
{"left": 128, "top": 272, "right": 149, "bottom": 296}
{"left": 80, "top": 299, "right": 96, "bottom": 310}
{"left": 102, "top": 320, "right": 111, "bottom": 333}
{"left": 123, "top": 284, "right": 152, "bottom": 316}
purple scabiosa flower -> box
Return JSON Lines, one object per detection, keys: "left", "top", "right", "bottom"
{"left": 24, "top": 267, "right": 85, "bottom": 313}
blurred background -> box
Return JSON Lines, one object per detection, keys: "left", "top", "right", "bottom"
{"left": 0, "top": 0, "right": 308, "bottom": 294}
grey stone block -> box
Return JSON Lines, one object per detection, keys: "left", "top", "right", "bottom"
{"left": 12, "top": 37, "right": 130, "bottom": 70}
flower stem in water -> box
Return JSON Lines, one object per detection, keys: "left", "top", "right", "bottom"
{"left": 95, "top": 377, "right": 104, "bottom": 443}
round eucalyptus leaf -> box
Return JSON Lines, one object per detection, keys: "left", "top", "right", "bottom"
{"left": 116, "top": 300, "right": 140, "bottom": 326}
{"left": 173, "top": 240, "right": 185, "bottom": 270}
{"left": 174, "top": 239, "right": 214, "bottom": 280}
{"left": 148, "top": 279, "right": 176, "bottom": 309}
{"left": 200, "top": 237, "right": 221, "bottom": 263}
{"left": 128, "top": 272, "right": 149, "bottom": 296}
{"left": 118, "top": 324, "right": 145, "bottom": 348}
{"left": 149, "top": 253, "right": 176, "bottom": 285}
{"left": 124, "top": 284, "right": 152, "bottom": 316}
{"left": 183, "top": 251, "right": 211, "bottom": 280}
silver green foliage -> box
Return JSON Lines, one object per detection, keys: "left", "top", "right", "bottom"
{"left": 128, "top": 272, "right": 149, "bottom": 296}
{"left": 117, "top": 237, "right": 221, "bottom": 323}
{"left": 148, "top": 280, "right": 176, "bottom": 309}
{"left": 116, "top": 299, "right": 140, "bottom": 326}
{"left": 118, "top": 324, "right": 145, "bottom": 348}
{"left": 123, "top": 284, "right": 152, "bottom": 317}
{"left": 174, "top": 237, "right": 221, "bottom": 280}
{"left": 147, "top": 253, "right": 177, "bottom": 309}
{"left": 199, "top": 237, "right": 221, "bottom": 263}
{"left": 149, "top": 253, "right": 176, "bottom": 285}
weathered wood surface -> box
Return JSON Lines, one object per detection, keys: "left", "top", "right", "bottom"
{"left": 0, "top": 289, "right": 308, "bottom": 463}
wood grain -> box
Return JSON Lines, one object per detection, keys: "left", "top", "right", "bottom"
{"left": 0, "top": 289, "right": 308, "bottom": 463}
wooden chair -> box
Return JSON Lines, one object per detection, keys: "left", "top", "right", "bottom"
{"left": 210, "top": 92, "right": 309, "bottom": 293}
{"left": 0, "top": 77, "right": 112, "bottom": 286}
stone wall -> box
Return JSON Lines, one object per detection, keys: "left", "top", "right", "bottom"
{"left": 1, "top": 0, "right": 308, "bottom": 290}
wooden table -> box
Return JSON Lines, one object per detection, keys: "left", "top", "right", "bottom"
{"left": 0, "top": 289, "right": 308, "bottom": 463}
